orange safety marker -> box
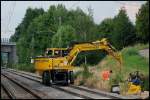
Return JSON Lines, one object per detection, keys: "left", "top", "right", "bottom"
{"left": 101, "top": 70, "right": 112, "bottom": 80}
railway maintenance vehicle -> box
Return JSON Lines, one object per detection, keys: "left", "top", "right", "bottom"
{"left": 32, "top": 38, "right": 145, "bottom": 95}
{"left": 33, "top": 38, "right": 122, "bottom": 85}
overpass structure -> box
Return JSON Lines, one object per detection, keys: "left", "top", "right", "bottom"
{"left": 1, "top": 38, "right": 18, "bottom": 65}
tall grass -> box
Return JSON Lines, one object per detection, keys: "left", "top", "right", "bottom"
{"left": 10, "top": 63, "right": 35, "bottom": 73}
{"left": 133, "top": 43, "right": 149, "bottom": 50}
{"left": 74, "top": 64, "right": 93, "bottom": 85}
{"left": 110, "top": 45, "right": 149, "bottom": 92}
{"left": 74, "top": 43, "right": 149, "bottom": 93}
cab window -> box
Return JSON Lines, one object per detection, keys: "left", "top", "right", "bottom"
{"left": 46, "top": 50, "right": 52, "bottom": 56}
{"left": 54, "top": 50, "right": 61, "bottom": 56}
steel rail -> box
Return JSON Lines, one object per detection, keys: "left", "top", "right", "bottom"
{"left": 1, "top": 73, "right": 47, "bottom": 99}
{"left": 1, "top": 82, "right": 16, "bottom": 99}
{"left": 3, "top": 69, "right": 114, "bottom": 99}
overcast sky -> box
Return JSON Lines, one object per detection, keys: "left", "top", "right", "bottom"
{"left": 1, "top": 1, "right": 146, "bottom": 39}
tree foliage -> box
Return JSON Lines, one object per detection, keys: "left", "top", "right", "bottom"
{"left": 10, "top": 8, "right": 44, "bottom": 42}
{"left": 10, "top": 4, "right": 146, "bottom": 65}
{"left": 112, "top": 8, "right": 136, "bottom": 50}
{"left": 98, "top": 18, "right": 114, "bottom": 43}
{"left": 136, "top": 1, "right": 149, "bottom": 43}
{"left": 52, "top": 25, "right": 77, "bottom": 48}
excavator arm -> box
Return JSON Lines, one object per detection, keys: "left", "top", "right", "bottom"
{"left": 34, "top": 38, "right": 122, "bottom": 85}
{"left": 66, "top": 38, "right": 122, "bottom": 69}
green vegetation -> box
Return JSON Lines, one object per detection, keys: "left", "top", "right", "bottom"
{"left": 16, "top": 63, "right": 35, "bottom": 73}
{"left": 7, "top": 1, "right": 149, "bottom": 92}
{"left": 74, "top": 64, "right": 94, "bottom": 86}
{"left": 51, "top": 25, "right": 77, "bottom": 48}
{"left": 102, "top": 43, "right": 149, "bottom": 91}
{"left": 9, "top": 2, "right": 149, "bottom": 67}
{"left": 112, "top": 8, "right": 136, "bottom": 50}
{"left": 8, "top": 63, "right": 35, "bottom": 73}
{"left": 74, "top": 43, "right": 149, "bottom": 93}
{"left": 132, "top": 43, "right": 149, "bottom": 50}
{"left": 136, "top": 1, "right": 149, "bottom": 43}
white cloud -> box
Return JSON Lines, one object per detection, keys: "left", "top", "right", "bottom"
{"left": 124, "top": 4, "right": 141, "bottom": 23}
{"left": 114, "top": 1, "right": 145, "bottom": 23}
{"left": 1, "top": 1, "right": 146, "bottom": 39}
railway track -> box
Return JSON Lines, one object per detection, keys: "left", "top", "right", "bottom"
{"left": 2, "top": 69, "right": 109, "bottom": 99}
{"left": 1, "top": 68, "right": 140, "bottom": 99}
{"left": 1, "top": 74, "right": 45, "bottom": 99}
{"left": 1, "top": 83, "right": 12, "bottom": 99}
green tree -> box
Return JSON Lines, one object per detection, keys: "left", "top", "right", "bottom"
{"left": 136, "top": 1, "right": 149, "bottom": 43}
{"left": 11, "top": 8, "right": 44, "bottom": 63}
{"left": 27, "top": 14, "right": 55, "bottom": 57}
{"left": 51, "top": 25, "right": 77, "bottom": 48}
{"left": 98, "top": 18, "right": 114, "bottom": 42}
{"left": 10, "top": 8, "right": 44, "bottom": 42}
{"left": 16, "top": 37, "right": 30, "bottom": 63}
{"left": 9, "top": 4, "right": 106, "bottom": 65}
{"left": 112, "top": 8, "right": 136, "bottom": 50}
{"left": 66, "top": 7, "right": 98, "bottom": 42}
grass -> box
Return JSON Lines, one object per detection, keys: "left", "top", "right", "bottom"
{"left": 120, "top": 45, "right": 149, "bottom": 92}
{"left": 6, "top": 43, "right": 149, "bottom": 94}
{"left": 9, "top": 63, "right": 35, "bottom": 73}
{"left": 133, "top": 43, "right": 149, "bottom": 50}
{"left": 74, "top": 43, "right": 149, "bottom": 94}
{"left": 74, "top": 64, "right": 94, "bottom": 86}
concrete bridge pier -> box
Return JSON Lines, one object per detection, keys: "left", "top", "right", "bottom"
{"left": 1, "top": 40, "right": 18, "bottom": 67}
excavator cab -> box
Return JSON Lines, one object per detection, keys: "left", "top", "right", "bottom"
{"left": 45, "top": 48, "right": 70, "bottom": 57}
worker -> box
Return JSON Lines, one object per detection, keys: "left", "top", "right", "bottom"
{"left": 101, "top": 70, "right": 112, "bottom": 81}
{"left": 129, "top": 71, "right": 143, "bottom": 86}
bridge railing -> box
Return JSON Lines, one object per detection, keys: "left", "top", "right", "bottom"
{"left": 1, "top": 38, "right": 10, "bottom": 43}
{"left": 1, "top": 38, "right": 16, "bottom": 44}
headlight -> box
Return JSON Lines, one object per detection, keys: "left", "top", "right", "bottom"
{"left": 31, "top": 59, "right": 34, "bottom": 63}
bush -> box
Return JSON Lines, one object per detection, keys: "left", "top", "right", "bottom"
{"left": 143, "top": 75, "right": 149, "bottom": 91}
{"left": 74, "top": 64, "right": 93, "bottom": 86}
{"left": 123, "top": 47, "right": 138, "bottom": 56}
{"left": 82, "top": 64, "right": 93, "bottom": 79}
{"left": 133, "top": 43, "right": 149, "bottom": 50}
{"left": 110, "top": 71, "right": 124, "bottom": 85}
{"left": 74, "top": 70, "right": 82, "bottom": 79}
{"left": 13, "top": 63, "right": 35, "bottom": 72}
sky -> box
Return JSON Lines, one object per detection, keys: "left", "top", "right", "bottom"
{"left": 1, "top": 1, "right": 146, "bottom": 39}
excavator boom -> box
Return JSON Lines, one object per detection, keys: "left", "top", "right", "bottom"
{"left": 34, "top": 38, "right": 122, "bottom": 85}
{"left": 66, "top": 38, "right": 122, "bottom": 68}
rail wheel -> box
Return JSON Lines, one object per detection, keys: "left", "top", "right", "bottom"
{"left": 69, "top": 71, "right": 74, "bottom": 84}
{"left": 64, "top": 71, "right": 74, "bottom": 85}
{"left": 42, "top": 71, "right": 52, "bottom": 86}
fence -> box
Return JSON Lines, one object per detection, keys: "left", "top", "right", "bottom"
{"left": 1, "top": 38, "right": 10, "bottom": 43}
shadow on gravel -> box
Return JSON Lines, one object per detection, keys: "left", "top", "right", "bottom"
{"left": 52, "top": 83, "right": 70, "bottom": 86}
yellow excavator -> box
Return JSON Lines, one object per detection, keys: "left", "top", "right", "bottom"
{"left": 33, "top": 38, "right": 143, "bottom": 95}
{"left": 33, "top": 38, "right": 122, "bottom": 85}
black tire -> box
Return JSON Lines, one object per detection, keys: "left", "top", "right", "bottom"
{"left": 70, "top": 71, "right": 74, "bottom": 84}
{"left": 64, "top": 72, "right": 69, "bottom": 86}
{"left": 42, "top": 71, "right": 51, "bottom": 86}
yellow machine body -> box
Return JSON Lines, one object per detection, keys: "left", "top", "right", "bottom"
{"left": 34, "top": 38, "right": 122, "bottom": 85}
{"left": 35, "top": 57, "right": 74, "bottom": 76}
